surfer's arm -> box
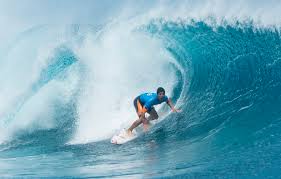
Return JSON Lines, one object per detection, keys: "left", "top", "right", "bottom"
{"left": 167, "top": 98, "right": 180, "bottom": 113}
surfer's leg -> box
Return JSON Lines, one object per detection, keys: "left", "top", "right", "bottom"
{"left": 128, "top": 116, "right": 147, "bottom": 134}
{"left": 129, "top": 96, "right": 149, "bottom": 133}
{"left": 147, "top": 108, "right": 159, "bottom": 121}
{"left": 128, "top": 118, "right": 142, "bottom": 131}
{"left": 142, "top": 108, "right": 157, "bottom": 131}
{"left": 142, "top": 117, "right": 150, "bottom": 132}
{"left": 128, "top": 97, "right": 141, "bottom": 133}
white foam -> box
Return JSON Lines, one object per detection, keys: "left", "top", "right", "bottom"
{"left": 0, "top": 26, "right": 78, "bottom": 143}
{"left": 135, "top": 0, "right": 281, "bottom": 29}
{"left": 70, "top": 22, "right": 177, "bottom": 144}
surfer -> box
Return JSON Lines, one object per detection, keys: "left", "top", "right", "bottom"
{"left": 127, "top": 87, "right": 180, "bottom": 135}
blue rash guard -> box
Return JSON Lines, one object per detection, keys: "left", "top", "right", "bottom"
{"left": 139, "top": 93, "right": 169, "bottom": 111}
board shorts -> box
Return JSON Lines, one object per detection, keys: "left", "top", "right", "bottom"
{"left": 133, "top": 96, "right": 155, "bottom": 117}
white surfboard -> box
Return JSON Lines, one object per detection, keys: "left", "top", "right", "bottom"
{"left": 111, "top": 129, "right": 137, "bottom": 145}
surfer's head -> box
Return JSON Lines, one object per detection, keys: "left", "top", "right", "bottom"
{"left": 157, "top": 87, "right": 165, "bottom": 100}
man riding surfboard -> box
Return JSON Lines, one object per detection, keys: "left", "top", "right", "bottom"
{"left": 127, "top": 87, "right": 180, "bottom": 135}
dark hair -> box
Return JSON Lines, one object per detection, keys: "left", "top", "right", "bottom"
{"left": 157, "top": 87, "right": 165, "bottom": 94}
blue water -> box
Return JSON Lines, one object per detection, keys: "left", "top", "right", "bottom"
{"left": 1, "top": 18, "right": 281, "bottom": 178}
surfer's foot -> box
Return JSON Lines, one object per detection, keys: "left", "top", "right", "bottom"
{"left": 143, "top": 123, "right": 149, "bottom": 132}
{"left": 126, "top": 129, "right": 133, "bottom": 136}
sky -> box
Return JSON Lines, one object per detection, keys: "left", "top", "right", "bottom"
{"left": 0, "top": 0, "right": 152, "bottom": 48}
{"left": 0, "top": 0, "right": 281, "bottom": 50}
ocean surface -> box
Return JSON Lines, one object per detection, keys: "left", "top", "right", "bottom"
{"left": 1, "top": 1, "right": 281, "bottom": 178}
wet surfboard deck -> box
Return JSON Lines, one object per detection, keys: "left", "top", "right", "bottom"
{"left": 111, "top": 129, "right": 137, "bottom": 145}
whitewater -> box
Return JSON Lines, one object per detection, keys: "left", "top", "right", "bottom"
{"left": 1, "top": 0, "right": 281, "bottom": 178}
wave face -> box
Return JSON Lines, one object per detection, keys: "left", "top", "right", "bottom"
{"left": 145, "top": 21, "right": 281, "bottom": 177}
{"left": 1, "top": 12, "right": 281, "bottom": 178}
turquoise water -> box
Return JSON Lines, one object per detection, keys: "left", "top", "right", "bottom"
{"left": 1, "top": 17, "right": 281, "bottom": 178}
